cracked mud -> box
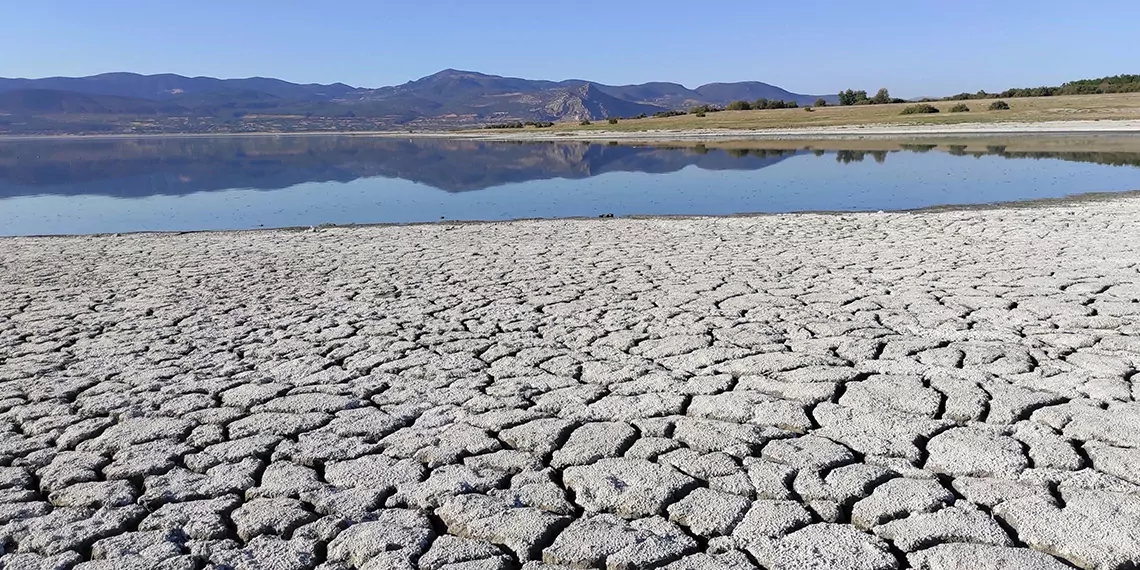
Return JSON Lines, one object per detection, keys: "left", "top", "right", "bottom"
{"left": 1, "top": 199, "right": 1139, "bottom": 570}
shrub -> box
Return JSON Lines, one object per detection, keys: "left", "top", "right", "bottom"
{"left": 949, "top": 103, "right": 970, "bottom": 113}
{"left": 652, "top": 110, "right": 687, "bottom": 118}
{"left": 485, "top": 122, "right": 525, "bottom": 129}
{"left": 988, "top": 100, "right": 1011, "bottom": 110}
{"left": 726, "top": 100, "right": 752, "bottom": 111}
{"left": 814, "top": 98, "right": 828, "bottom": 107}
{"left": 900, "top": 104, "right": 940, "bottom": 115}
{"left": 695, "top": 112, "right": 706, "bottom": 117}
{"left": 607, "top": 118, "right": 619, "bottom": 125}
{"left": 689, "top": 104, "right": 722, "bottom": 114}
{"left": 838, "top": 89, "right": 869, "bottom": 106}
{"left": 579, "top": 119, "right": 591, "bottom": 126}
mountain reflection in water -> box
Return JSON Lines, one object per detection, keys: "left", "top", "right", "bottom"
{"left": 2, "top": 136, "right": 1138, "bottom": 198}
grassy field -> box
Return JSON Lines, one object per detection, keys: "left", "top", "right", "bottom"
{"left": 540, "top": 92, "right": 1140, "bottom": 132}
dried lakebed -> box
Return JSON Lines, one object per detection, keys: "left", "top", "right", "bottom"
{"left": 2, "top": 198, "right": 1140, "bottom": 570}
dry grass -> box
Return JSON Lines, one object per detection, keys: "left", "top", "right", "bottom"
{"left": 544, "top": 93, "right": 1140, "bottom": 132}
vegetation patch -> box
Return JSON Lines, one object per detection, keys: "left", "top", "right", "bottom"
{"left": 949, "top": 103, "right": 970, "bottom": 113}
{"left": 900, "top": 104, "right": 940, "bottom": 115}
{"left": 988, "top": 100, "right": 1011, "bottom": 110}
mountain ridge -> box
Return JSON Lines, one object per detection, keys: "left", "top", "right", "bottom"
{"left": 0, "top": 69, "right": 839, "bottom": 134}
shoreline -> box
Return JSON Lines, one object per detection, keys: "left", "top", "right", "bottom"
{"left": 5, "top": 188, "right": 1139, "bottom": 240}
{"left": 3, "top": 118, "right": 1140, "bottom": 143}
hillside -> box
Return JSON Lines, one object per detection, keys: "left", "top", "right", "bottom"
{"left": 0, "top": 89, "right": 187, "bottom": 115}
{"left": 0, "top": 69, "right": 834, "bottom": 134}
{"left": 694, "top": 82, "right": 824, "bottom": 106}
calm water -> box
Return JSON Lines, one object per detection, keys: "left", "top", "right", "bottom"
{"left": 1, "top": 136, "right": 1139, "bottom": 236}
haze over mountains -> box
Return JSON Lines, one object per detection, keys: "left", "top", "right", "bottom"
{"left": 0, "top": 70, "right": 837, "bottom": 134}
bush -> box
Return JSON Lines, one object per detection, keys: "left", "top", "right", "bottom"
{"left": 814, "top": 98, "right": 828, "bottom": 108}
{"left": 838, "top": 89, "right": 869, "bottom": 106}
{"left": 485, "top": 122, "right": 524, "bottom": 129}
{"left": 804, "top": 107, "right": 814, "bottom": 112}
{"left": 689, "top": 104, "right": 722, "bottom": 114}
{"left": 695, "top": 112, "right": 706, "bottom": 117}
{"left": 607, "top": 118, "right": 619, "bottom": 125}
{"left": 579, "top": 119, "right": 591, "bottom": 126}
{"left": 652, "top": 110, "right": 687, "bottom": 118}
{"left": 949, "top": 103, "right": 970, "bottom": 113}
{"left": 988, "top": 100, "right": 1011, "bottom": 110}
{"left": 726, "top": 100, "right": 752, "bottom": 111}
{"left": 900, "top": 104, "right": 940, "bottom": 115}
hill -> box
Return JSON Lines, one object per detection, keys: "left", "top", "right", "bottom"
{"left": 694, "top": 82, "right": 826, "bottom": 106}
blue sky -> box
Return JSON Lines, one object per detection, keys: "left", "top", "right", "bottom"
{"left": 2, "top": 0, "right": 1136, "bottom": 97}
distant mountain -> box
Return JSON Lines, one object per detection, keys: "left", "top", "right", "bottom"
{"left": 0, "top": 89, "right": 186, "bottom": 115}
{"left": 695, "top": 82, "right": 826, "bottom": 106}
{"left": 0, "top": 69, "right": 838, "bottom": 134}
{"left": 0, "top": 72, "right": 355, "bottom": 101}
{"left": 594, "top": 82, "right": 706, "bottom": 108}
{"left": 542, "top": 83, "right": 665, "bottom": 122}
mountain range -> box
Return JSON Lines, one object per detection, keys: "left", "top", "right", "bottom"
{"left": 0, "top": 70, "right": 837, "bottom": 134}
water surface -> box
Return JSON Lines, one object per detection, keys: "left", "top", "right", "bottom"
{"left": 1, "top": 136, "right": 1138, "bottom": 236}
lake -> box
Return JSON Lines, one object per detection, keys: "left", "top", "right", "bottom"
{"left": 1, "top": 135, "right": 1138, "bottom": 236}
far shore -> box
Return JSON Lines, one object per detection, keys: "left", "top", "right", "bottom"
{"left": 3, "top": 118, "right": 1140, "bottom": 144}
{"left": 457, "top": 119, "right": 1140, "bottom": 142}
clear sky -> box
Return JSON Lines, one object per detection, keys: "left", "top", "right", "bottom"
{"left": 2, "top": 0, "right": 1136, "bottom": 98}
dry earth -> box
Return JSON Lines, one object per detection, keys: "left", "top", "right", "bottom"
{"left": 1, "top": 198, "right": 1140, "bottom": 570}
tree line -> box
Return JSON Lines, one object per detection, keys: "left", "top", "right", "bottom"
{"left": 837, "top": 75, "right": 1140, "bottom": 107}
{"left": 837, "top": 88, "right": 906, "bottom": 106}
{"left": 941, "top": 74, "right": 1140, "bottom": 100}
{"left": 724, "top": 98, "right": 801, "bottom": 111}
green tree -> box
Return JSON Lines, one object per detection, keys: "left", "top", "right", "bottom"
{"left": 754, "top": 98, "right": 769, "bottom": 109}
{"left": 839, "top": 89, "right": 870, "bottom": 106}
{"left": 814, "top": 98, "right": 828, "bottom": 107}
{"left": 726, "top": 100, "right": 752, "bottom": 111}
{"left": 872, "top": 88, "right": 891, "bottom": 105}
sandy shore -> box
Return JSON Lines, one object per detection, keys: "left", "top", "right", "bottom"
{"left": 2, "top": 199, "right": 1139, "bottom": 569}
